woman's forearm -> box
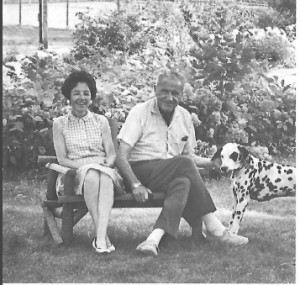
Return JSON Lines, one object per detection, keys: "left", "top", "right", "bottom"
{"left": 57, "top": 156, "right": 106, "bottom": 169}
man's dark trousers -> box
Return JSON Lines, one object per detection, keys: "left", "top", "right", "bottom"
{"left": 130, "top": 156, "right": 217, "bottom": 238}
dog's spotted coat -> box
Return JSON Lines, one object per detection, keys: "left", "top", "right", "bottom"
{"left": 212, "top": 143, "right": 296, "bottom": 234}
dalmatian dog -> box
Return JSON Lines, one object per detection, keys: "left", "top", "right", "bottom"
{"left": 211, "top": 143, "right": 296, "bottom": 234}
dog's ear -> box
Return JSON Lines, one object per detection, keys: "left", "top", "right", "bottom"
{"left": 211, "top": 147, "right": 223, "bottom": 161}
{"left": 211, "top": 147, "right": 223, "bottom": 168}
{"left": 238, "top": 145, "right": 249, "bottom": 162}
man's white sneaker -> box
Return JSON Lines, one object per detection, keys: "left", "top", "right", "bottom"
{"left": 210, "top": 229, "right": 249, "bottom": 245}
{"left": 136, "top": 239, "right": 159, "bottom": 256}
{"left": 107, "top": 243, "right": 116, "bottom": 252}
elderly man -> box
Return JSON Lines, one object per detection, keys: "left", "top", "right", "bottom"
{"left": 116, "top": 70, "right": 248, "bottom": 256}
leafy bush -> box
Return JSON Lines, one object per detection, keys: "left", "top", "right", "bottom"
{"left": 256, "top": 8, "right": 295, "bottom": 29}
{"left": 178, "top": 1, "right": 295, "bottom": 152}
{"left": 72, "top": 9, "right": 148, "bottom": 60}
{"left": 267, "top": 0, "right": 296, "bottom": 18}
{"left": 245, "top": 27, "right": 293, "bottom": 64}
{"left": 2, "top": 1, "right": 296, "bottom": 176}
{"left": 3, "top": 51, "right": 73, "bottom": 175}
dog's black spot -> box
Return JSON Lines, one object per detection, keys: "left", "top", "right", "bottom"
{"left": 277, "top": 165, "right": 282, "bottom": 169}
{"left": 278, "top": 170, "right": 281, "bottom": 174}
{"left": 244, "top": 180, "right": 248, "bottom": 185}
{"left": 264, "top": 163, "right": 274, "bottom": 170}
{"left": 286, "top": 169, "right": 293, "bottom": 174}
{"left": 258, "top": 162, "right": 263, "bottom": 173}
{"left": 255, "top": 177, "right": 265, "bottom": 192}
{"left": 275, "top": 178, "right": 281, "bottom": 183}
{"left": 267, "top": 182, "right": 277, "bottom": 191}
{"left": 230, "top": 151, "right": 239, "bottom": 162}
{"left": 250, "top": 191, "right": 259, "bottom": 200}
{"left": 280, "top": 186, "right": 289, "bottom": 192}
{"left": 262, "top": 175, "right": 268, "bottom": 182}
{"left": 288, "top": 177, "right": 293, "bottom": 181}
{"left": 232, "top": 188, "right": 237, "bottom": 198}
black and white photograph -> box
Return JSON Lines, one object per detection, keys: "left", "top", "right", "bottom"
{"left": 3, "top": 0, "right": 297, "bottom": 283}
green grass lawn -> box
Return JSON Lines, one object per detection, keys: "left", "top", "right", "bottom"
{"left": 3, "top": 176, "right": 295, "bottom": 283}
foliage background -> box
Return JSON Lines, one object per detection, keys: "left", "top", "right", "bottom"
{"left": 2, "top": 0, "right": 296, "bottom": 176}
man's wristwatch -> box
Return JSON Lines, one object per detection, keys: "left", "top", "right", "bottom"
{"left": 131, "top": 182, "right": 142, "bottom": 191}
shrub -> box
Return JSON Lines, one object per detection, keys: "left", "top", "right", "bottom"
{"left": 267, "top": 0, "right": 296, "bottom": 17}
{"left": 2, "top": 2, "right": 296, "bottom": 176}
{"left": 256, "top": 7, "right": 295, "bottom": 29}
{"left": 72, "top": 9, "right": 147, "bottom": 60}
{"left": 178, "top": 1, "right": 295, "bottom": 152}
{"left": 244, "top": 27, "right": 294, "bottom": 65}
{"left": 2, "top": 51, "right": 73, "bottom": 175}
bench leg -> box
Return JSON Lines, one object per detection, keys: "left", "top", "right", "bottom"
{"left": 43, "top": 219, "right": 51, "bottom": 237}
{"left": 41, "top": 206, "right": 63, "bottom": 245}
{"left": 61, "top": 203, "right": 74, "bottom": 245}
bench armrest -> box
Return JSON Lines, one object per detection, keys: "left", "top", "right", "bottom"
{"left": 43, "top": 162, "right": 77, "bottom": 200}
{"left": 46, "top": 163, "right": 76, "bottom": 176}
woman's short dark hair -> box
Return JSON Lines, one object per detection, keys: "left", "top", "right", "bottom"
{"left": 61, "top": 70, "right": 97, "bottom": 100}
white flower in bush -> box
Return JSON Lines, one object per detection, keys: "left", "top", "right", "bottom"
{"left": 5, "top": 61, "right": 23, "bottom": 78}
{"left": 208, "top": 128, "right": 214, "bottom": 138}
{"left": 36, "top": 50, "right": 50, "bottom": 59}
{"left": 191, "top": 112, "right": 201, "bottom": 127}
{"left": 105, "top": 112, "right": 112, "bottom": 118}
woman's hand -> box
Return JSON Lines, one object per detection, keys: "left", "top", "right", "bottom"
{"left": 105, "top": 157, "right": 115, "bottom": 168}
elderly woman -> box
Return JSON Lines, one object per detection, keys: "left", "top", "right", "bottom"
{"left": 53, "top": 70, "right": 124, "bottom": 254}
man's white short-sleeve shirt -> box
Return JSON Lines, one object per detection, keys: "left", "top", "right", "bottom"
{"left": 117, "top": 98, "right": 197, "bottom": 162}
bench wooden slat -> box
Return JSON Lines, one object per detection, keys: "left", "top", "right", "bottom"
{"left": 43, "top": 200, "right": 62, "bottom": 207}
{"left": 57, "top": 192, "right": 166, "bottom": 208}
{"left": 38, "top": 155, "right": 58, "bottom": 165}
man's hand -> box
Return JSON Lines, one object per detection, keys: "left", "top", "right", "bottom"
{"left": 132, "top": 185, "right": 152, "bottom": 203}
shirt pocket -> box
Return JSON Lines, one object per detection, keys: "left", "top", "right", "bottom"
{"left": 170, "top": 133, "right": 189, "bottom": 155}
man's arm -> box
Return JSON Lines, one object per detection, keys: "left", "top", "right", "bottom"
{"left": 189, "top": 154, "right": 217, "bottom": 168}
{"left": 116, "top": 140, "right": 152, "bottom": 203}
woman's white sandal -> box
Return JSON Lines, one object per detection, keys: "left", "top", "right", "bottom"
{"left": 92, "top": 238, "right": 115, "bottom": 254}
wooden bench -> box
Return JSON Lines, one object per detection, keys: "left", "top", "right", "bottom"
{"left": 39, "top": 118, "right": 207, "bottom": 245}
{"left": 38, "top": 119, "right": 166, "bottom": 245}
